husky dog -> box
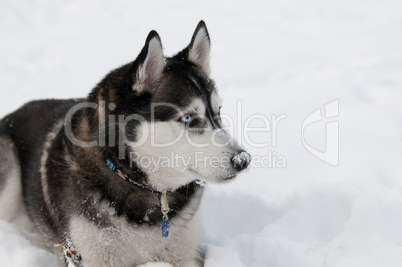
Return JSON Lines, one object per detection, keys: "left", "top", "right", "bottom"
{"left": 0, "top": 21, "right": 250, "bottom": 266}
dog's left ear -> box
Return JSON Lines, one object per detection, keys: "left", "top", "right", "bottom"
{"left": 133, "top": 31, "right": 165, "bottom": 93}
{"left": 188, "top": 21, "right": 211, "bottom": 75}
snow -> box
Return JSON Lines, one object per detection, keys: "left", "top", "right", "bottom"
{"left": 1, "top": 0, "right": 402, "bottom": 266}
{"left": 0, "top": 221, "right": 60, "bottom": 266}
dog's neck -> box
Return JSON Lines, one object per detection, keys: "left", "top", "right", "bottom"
{"left": 105, "top": 158, "right": 160, "bottom": 192}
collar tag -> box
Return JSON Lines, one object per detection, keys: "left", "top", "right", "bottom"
{"left": 161, "top": 217, "right": 170, "bottom": 238}
{"left": 160, "top": 192, "right": 170, "bottom": 238}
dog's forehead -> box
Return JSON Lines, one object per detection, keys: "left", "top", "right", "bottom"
{"left": 183, "top": 98, "right": 206, "bottom": 114}
{"left": 155, "top": 61, "right": 215, "bottom": 102}
{"left": 166, "top": 60, "right": 213, "bottom": 88}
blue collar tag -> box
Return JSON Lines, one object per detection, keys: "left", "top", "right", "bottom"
{"left": 161, "top": 218, "right": 170, "bottom": 238}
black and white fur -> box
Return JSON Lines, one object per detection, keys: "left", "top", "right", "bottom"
{"left": 0, "top": 21, "right": 250, "bottom": 267}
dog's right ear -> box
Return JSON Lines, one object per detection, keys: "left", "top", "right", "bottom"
{"left": 132, "top": 31, "right": 165, "bottom": 93}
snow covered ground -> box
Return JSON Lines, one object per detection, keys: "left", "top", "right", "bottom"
{"left": 1, "top": 0, "right": 402, "bottom": 266}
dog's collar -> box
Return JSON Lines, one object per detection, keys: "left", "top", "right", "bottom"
{"left": 105, "top": 158, "right": 205, "bottom": 238}
{"left": 106, "top": 159, "right": 158, "bottom": 192}
{"left": 106, "top": 159, "right": 206, "bottom": 192}
{"left": 106, "top": 159, "right": 173, "bottom": 238}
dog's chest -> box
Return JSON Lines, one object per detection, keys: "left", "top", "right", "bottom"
{"left": 68, "top": 199, "right": 201, "bottom": 267}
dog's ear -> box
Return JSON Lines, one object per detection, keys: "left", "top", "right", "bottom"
{"left": 188, "top": 21, "right": 211, "bottom": 75}
{"left": 133, "top": 31, "right": 165, "bottom": 93}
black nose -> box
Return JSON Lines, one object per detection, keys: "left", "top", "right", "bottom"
{"left": 231, "top": 151, "right": 251, "bottom": 171}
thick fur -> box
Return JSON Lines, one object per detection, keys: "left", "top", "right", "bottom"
{"left": 0, "top": 21, "right": 250, "bottom": 267}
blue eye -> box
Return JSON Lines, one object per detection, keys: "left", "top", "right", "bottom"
{"left": 181, "top": 114, "right": 193, "bottom": 123}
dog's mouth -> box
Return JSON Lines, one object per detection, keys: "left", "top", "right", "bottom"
{"left": 188, "top": 167, "right": 238, "bottom": 183}
{"left": 222, "top": 173, "right": 237, "bottom": 181}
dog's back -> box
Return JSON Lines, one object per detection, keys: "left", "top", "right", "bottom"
{"left": 0, "top": 99, "right": 80, "bottom": 239}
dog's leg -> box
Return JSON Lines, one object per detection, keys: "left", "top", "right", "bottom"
{"left": 0, "top": 137, "right": 25, "bottom": 226}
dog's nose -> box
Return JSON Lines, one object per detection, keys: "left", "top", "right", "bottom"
{"left": 231, "top": 151, "right": 251, "bottom": 171}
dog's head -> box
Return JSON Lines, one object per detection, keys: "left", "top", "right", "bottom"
{"left": 93, "top": 21, "right": 251, "bottom": 191}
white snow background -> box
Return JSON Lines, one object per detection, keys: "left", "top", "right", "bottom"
{"left": 1, "top": 0, "right": 402, "bottom": 266}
